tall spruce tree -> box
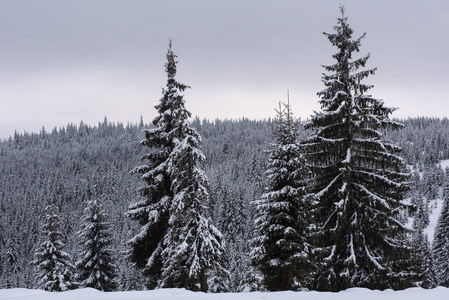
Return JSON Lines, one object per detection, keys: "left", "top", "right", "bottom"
{"left": 32, "top": 204, "right": 77, "bottom": 292}
{"left": 302, "top": 6, "right": 413, "bottom": 291}
{"left": 128, "top": 40, "right": 228, "bottom": 292}
{"left": 76, "top": 197, "right": 118, "bottom": 291}
{"left": 126, "top": 39, "right": 189, "bottom": 288}
{"left": 433, "top": 178, "right": 449, "bottom": 287}
{"left": 252, "top": 101, "right": 313, "bottom": 291}
{"left": 159, "top": 119, "right": 229, "bottom": 292}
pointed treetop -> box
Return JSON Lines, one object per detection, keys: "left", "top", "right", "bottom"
{"left": 164, "top": 38, "right": 190, "bottom": 92}
{"left": 339, "top": 4, "right": 347, "bottom": 20}
{"left": 166, "top": 38, "right": 178, "bottom": 79}
{"left": 336, "top": 4, "right": 350, "bottom": 31}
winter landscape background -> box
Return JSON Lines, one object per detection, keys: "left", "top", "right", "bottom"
{"left": 2, "top": 2, "right": 449, "bottom": 298}
{"left": 1, "top": 117, "right": 449, "bottom": 291}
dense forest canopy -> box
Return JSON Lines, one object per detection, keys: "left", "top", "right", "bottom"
{"left": 1, "top": 116, "right": 449, "bottom": 289}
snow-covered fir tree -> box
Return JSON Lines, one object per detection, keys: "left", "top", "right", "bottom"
{"left": 159, "top": 125, "right": 229, "bottom": 292}
{"left": 76, "top": 197, "right": 118, "bottom": 291}
{"left": 32, "top": 204, "right": 77, "bottom": 292}
{"left": 128, "top": 40, "right": 228, "bottom": 292}
{"left": 252, "top": 101, "right": 313, "bottom": 291}
{"left": 433, "top": 177, "right": 449, "bottom": 287}
{"left": 302, "top": 6, "right": 413, "bottom": 291}
{"left": 126, "top": 40, "right": 191, "bottom": 288}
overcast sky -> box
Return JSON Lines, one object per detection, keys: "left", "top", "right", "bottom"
{"left": 1, "top": 0, "right": 448, "bottom": 139}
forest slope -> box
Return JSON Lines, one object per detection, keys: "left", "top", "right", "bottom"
{"left": 1, "top": 116, "right": 448, "bottom": 289}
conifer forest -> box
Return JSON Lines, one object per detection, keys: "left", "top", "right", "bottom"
{"left": 2, "top": 7, "right": 449, "bottom": 293}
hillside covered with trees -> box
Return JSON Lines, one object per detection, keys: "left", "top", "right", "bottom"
{"left": 2, "top": 7, "right": 449, "bottom": 294}
{"left": 1, "top": 115, "right": 449, "bottom": 290}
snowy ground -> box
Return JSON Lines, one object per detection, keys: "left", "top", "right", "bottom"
{"left": 1, "top": 287, "right": 449, "bottom": 300}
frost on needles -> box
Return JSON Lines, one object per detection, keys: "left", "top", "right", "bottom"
{"left": 301, "top": 6, "right": 414, "bottom": 291}
{"left": 76, "top": 196, "right": 118, "bottom": 291}
{"left": 251, "top": 100, "right": 315, "bottom": 291}
{"left": 32, "top": 204, "right": 78, "bottom": 292}
{"left": 126, "top": 40, "right": 228, "bottom": 292}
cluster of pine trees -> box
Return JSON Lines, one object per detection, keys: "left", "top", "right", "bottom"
{"left": 251, "top": 8, "right": 413, "bottom": 291}
{"left": 1, "top": 6, "right": 449, "bottom": 293}
{"left": 31, "top": 197, "right": 118, "bottom": 291}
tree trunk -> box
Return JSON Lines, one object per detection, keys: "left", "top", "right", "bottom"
{"left": 286, "top": 270, "right": 293, "bottom": 290}
{"left": 200, "top": 271, "right": 208, "bottom": 293}
{"left": 280, "top": 271, "right": 294, "bottom": 290}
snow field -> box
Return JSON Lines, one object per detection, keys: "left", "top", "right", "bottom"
{"left": 1, "top": 287, "right": 449, "bottom": 300}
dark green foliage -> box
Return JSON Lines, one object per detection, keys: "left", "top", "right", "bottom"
{"left": 126, "top": 40, "right": 190, "bottom": 288}
{"left": 127, "top": 40, "right": 228, "bottom": 292}
{"left": 159, "top": 115, "right": 229, "bottom": 292}
{"left": 32, "top": 204, "right": 78, "bottom": 292}
{"left": 76, "top": 197, "right": 118, "bottom": 291}
{"left": 302, "top": 6, "right": 413, "bottom": 291}
{"left": 252, "top": 102, "right": 313, "bottom": 290}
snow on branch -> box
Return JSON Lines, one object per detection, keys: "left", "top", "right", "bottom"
{"left": 316, "top": 174, "right": 342, "bottom": 198}
{"left": 365, "top": 245, "right": 385, "bottom": 270}
{"left": 354, "top": 183, "right": 390, "bottom": 210}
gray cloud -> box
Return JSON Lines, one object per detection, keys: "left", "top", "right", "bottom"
{"left": 1, "top": 0, "right": 448, "bottom": 138}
